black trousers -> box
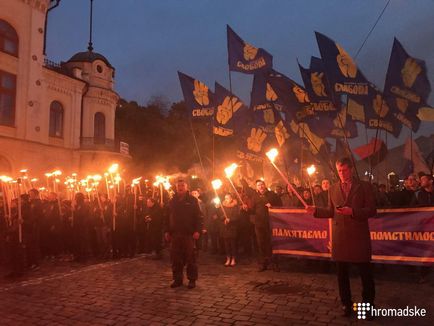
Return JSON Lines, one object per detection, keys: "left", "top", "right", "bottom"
{"left": 254, "top": 225, "right": 272, "bottom": 266}
{"left": 336, "top": 261, "right": 375, "bottom": 306}
{"left": 170, "top": 234, "right": 198, "bottom": 282}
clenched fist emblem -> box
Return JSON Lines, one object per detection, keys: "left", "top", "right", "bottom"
{"left": 216, "top": 96, "right": 243, "bottom": 125}
{"left": 311, "top": 72, "right": 327, "bottom": 97}
{"left": 373, "top": 94, "right": 389, "bottom": 118}
{"left": 243, "top": 43, "right": 258, "bottom": 60}
{"left": 247, "top": 128, "right": 267, "bottom": 153}
{"left": 401, "top": 58, "right": 421, "bottom": 88}
{"left": 193, "top": 80, "right": 209, "bottom": 106}
{"left": 266, "top": 83, "right": 278, "bottom": 101}
{"left": 275, "top": 121, "right": 289, "bottom": 146}
{"left": 336, "top": 44, "right": 357, "bottom": 78}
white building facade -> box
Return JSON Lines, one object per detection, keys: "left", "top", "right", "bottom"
{"left": 0, "top": 0, "right": 129, "bottom": 176}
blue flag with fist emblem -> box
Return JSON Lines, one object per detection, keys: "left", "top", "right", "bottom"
{"left": 315, "top": 32, "right": 369, "bottom": 98}
{"left": 178, "top": 71, "right": 215, "bottom": 119}
{"left": 213, "top": 82, "right": 248, "bottom": 137}
{"left": 227, "top": 25, "right": 273, "bottom": 74}
{"left": 250, "top": 72, "right": 286, "bottom": 134}
{"left": 384, "top": 38, "right": 432, "bottom": 132}
{"left": 298, "top": 56, "right": 338, "bottom": 117}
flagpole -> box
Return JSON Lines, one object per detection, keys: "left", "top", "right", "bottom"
{"left": 335, "top": 100, "right": 359, "bottom": 180}
{"left": 297, "top": 122, "right": 337, "bottom": 179}
{"left": 410, "top": 128, "right": 414, "bottom": 172}
{"left": 321, "top": 69, "right": 357, "bottom": 179}
{"left": 369, "top": 97, "right": 387, "bottom": 182}
{"left": 189, "top": 117, "right": 206, "bottom": 179}
{"left": 385, "top": 131, "right": 388, "bottom": 190}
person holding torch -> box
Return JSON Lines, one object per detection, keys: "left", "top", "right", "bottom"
{"left": 240, "top": 177, "right": 281, "bottom": 272}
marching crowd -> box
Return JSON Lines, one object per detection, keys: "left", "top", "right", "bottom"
{"left": 0, "top": 171, "right": 432, "bottom": 279}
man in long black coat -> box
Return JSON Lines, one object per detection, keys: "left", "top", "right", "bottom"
{"left": 307, "top": 157, "right": 376, "bottom": 317}
{"left": 164, "top": 179, "right": 201, "bottom": 289}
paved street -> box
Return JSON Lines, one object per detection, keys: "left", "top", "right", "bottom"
{"left": 0, "top": 253, "right": 432, "bottom": 325}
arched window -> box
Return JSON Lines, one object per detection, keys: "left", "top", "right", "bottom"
{"left": 0, "top": 70, "right": 16, "bottom": 126}
{"left": 94, "top": 112, "right": 105, "bottom": 143}
{"left": 0, "top": 19, "right": 18, "bottom": 56}
{"left": 49, "top": 101, "right": 64, "bottom": 137}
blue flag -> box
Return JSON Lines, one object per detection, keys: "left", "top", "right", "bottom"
{"left": 298, "top": 56, "right": 338, "bottom": 117}
{"left": 266, "top": 71, "right": 339, "bottom": 139}
{"left": 266, "top": 71, "right": 314, "bottom": 122}
{"left": 237, "top": 123, "right": 269, "bottom": 163}
{"left": 350, "top": 84, "right": 402, "bottom": 137}
{"left": 227, "top": 25, "right": 273, "bottom": 74}
{"left": 178, "top": 71, "right": 215, "bottom": 119}
{"left": 315, "top": 32, "right": 369, "bottom": 98}
{"left": 250, "top": 72, "right": 286, "bottom": 134}
{"left": 213, "top": 82, "right": 248, "bottom": 137}
{"left": 384, "top": 38, "right": 431, "bottom": 132}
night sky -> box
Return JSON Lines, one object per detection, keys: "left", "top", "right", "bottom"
{"left": 45, "top": 0, "right": 434, "bottom": 147}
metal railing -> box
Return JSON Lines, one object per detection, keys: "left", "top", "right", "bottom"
{"left": 80, "top": 137, "right": 115, "bottom": 151}
{"left": 43, "top": 58, "right": 62, "bottom": 70}
{"left": 79, "top": 137, "right": 129, "bottom": 155}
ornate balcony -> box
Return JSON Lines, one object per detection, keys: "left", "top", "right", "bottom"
{"left": 80, "top": 137, "right": 129, "bottom": 155}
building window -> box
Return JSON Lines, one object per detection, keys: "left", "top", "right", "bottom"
{"left": 0, "top": 70, "right": 16, "bottom": 126}
{"left": 49, "top": 101, "right": 64, "bottom": 138}
{"left": 94, "top": 112, "right": 105, "bottom": 143}
{"left": 0, "top": 19, "right": 18, "bottom": 56}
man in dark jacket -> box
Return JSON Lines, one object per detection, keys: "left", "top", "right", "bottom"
{"left": 164, "top": 179, "right": 201, "bottom": 289}
{"left": 241, "top": 178, "right": 281, "bottom": 272}
{"left": 306, "top": 157, "right": 376, "bottom": 318}
{"left": 413, "top": 173, "right": 433, "bottom": 206}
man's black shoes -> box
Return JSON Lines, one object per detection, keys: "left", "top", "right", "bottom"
{"left": 170, "top": 281, "right": 183, "bottom": 288}
{"left": 187, "top": 280, "right": 196, "bottom": 289}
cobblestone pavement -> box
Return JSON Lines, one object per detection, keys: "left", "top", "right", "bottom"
{"left": 0, "top": 253, "right": 432, "bottom": 325}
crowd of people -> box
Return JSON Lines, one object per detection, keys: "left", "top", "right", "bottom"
{"left": 0, "top": 170, "right": 432, "bottom": 280}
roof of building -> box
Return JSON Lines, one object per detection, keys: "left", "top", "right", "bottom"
{"left": 67, "top": 51, "right": 114, "bottom": 69}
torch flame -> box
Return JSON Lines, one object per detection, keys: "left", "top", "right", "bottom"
{"left": 212, "top": 196, "right": 221, "bottom": 205}
{"left": 266, "top": 148, "right": 279, "bottom": 163}
{"left": 108, "top": 163, "right": 119, "bottom": 174}
{"left": 132, "top": 177, "right": 142, "bottom": 185}
{"left": 93, "top": 175, "right": 102, "bottom": 181}
{"left": 211, "top": 179, "right": 223, "bottom": 190}
{"left": 0, "top": 175, "right": 12, "bottom": 182}
{"left": 224, "top": 163, "right": 238, "bottom": 178}
{"left": 307, "top": 165, "right": 316, "bottom": 176}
